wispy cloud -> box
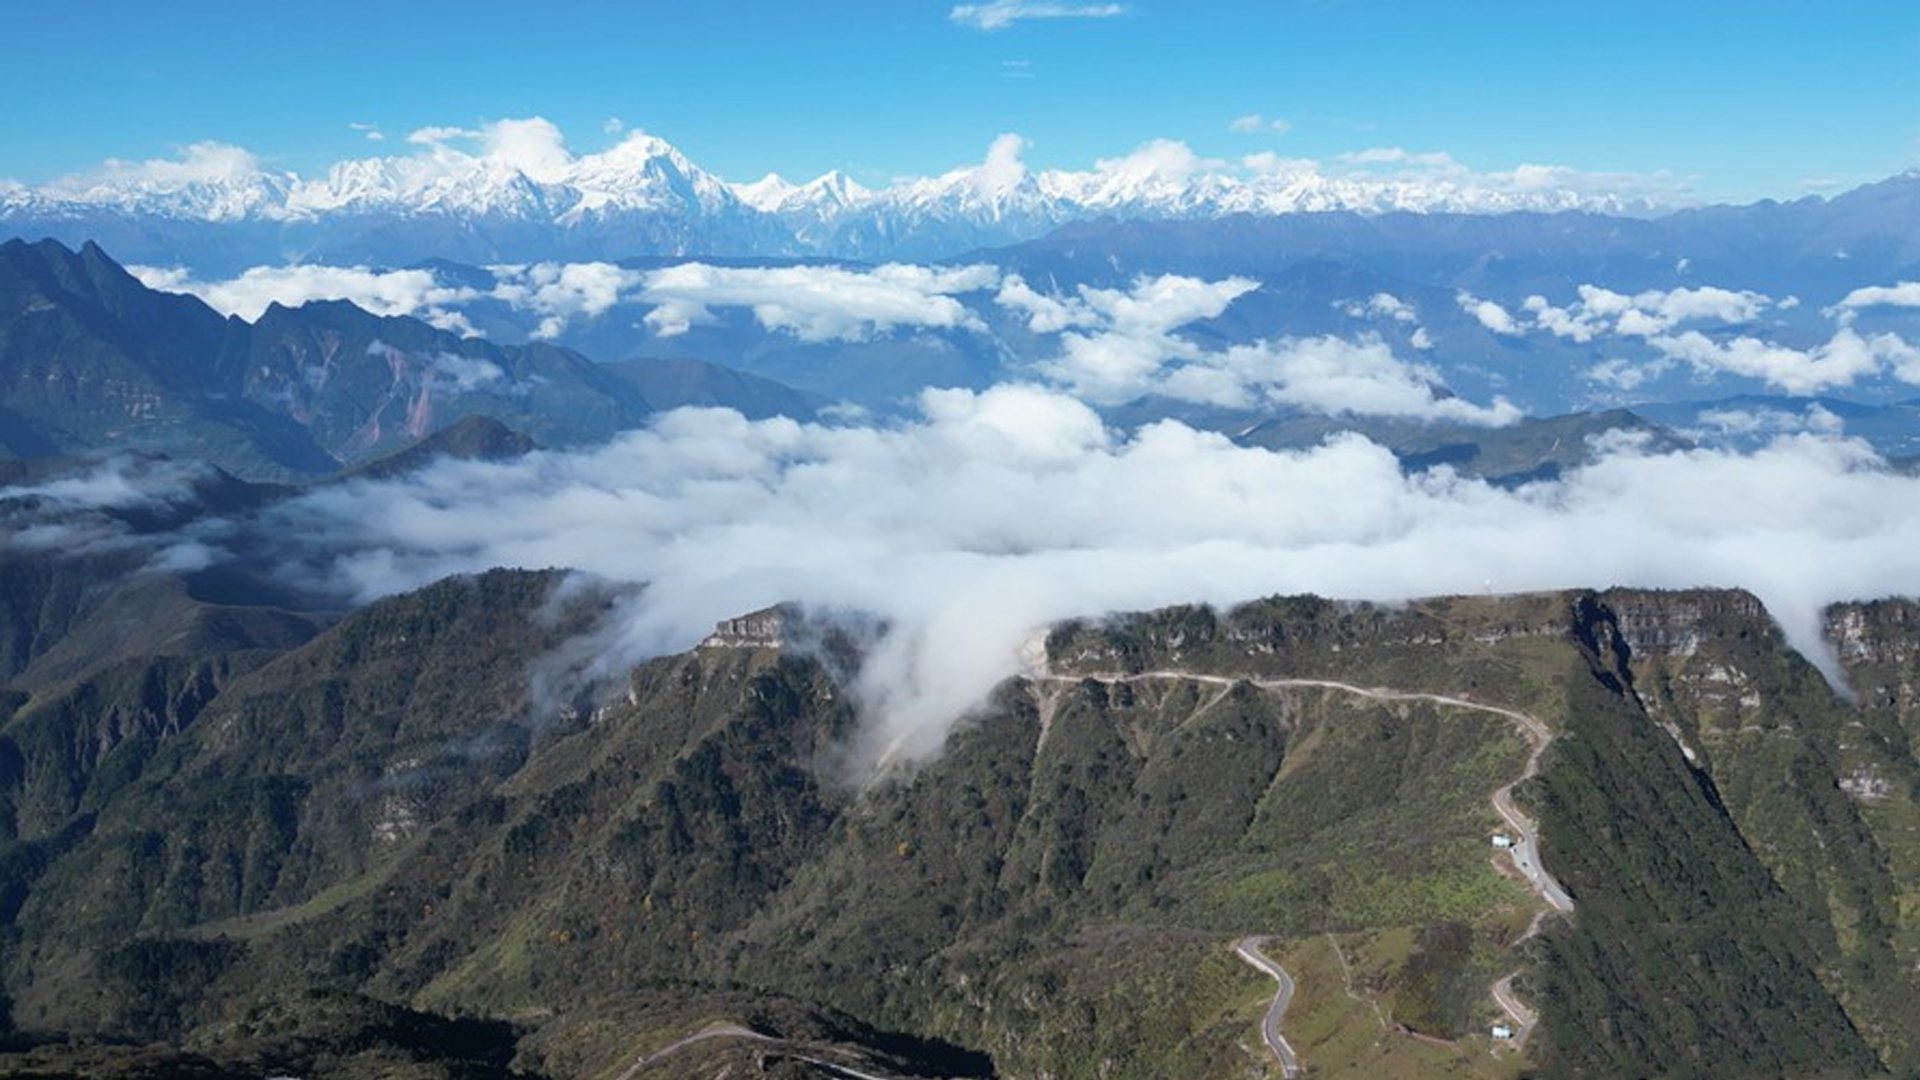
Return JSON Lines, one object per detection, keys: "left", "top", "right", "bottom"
{"left": 1230, "top": 113, "right": 1292, "bottom": 136}
{"left": 950, "top": 1, "right": 1126, "bottom": 31}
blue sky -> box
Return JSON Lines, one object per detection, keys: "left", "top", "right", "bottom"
{"left": 6, "top": 0, "right": 1919, "bottom": 201}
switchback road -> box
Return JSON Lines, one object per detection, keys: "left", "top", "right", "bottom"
{"left": 1031, "top": 668, "right": 1576, "bottom": 1058}
{"left": 1234, "top": 936, "right": 1302, "bottom": 1079}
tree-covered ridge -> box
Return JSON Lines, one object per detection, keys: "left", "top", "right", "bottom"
{"left": 0, "top": 578, "right": 1913, "bottom": 1078}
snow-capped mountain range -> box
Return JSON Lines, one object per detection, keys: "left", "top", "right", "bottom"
{"left": 1, "top": 120, "right": 1683, "bottom": 269}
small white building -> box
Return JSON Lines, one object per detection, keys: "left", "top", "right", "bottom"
{"left": 1491, "top": 833, "right": 1515, "bottom": 849}
{"left": 1491, "top": 1023, "right": 1515, "bottom": 1040}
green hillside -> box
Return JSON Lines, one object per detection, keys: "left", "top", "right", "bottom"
{"left": 1, "top": 576, "right": 1915, "bottom": 1079}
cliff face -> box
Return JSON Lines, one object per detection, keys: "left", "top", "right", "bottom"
{"left": 1566, "top": 588, "right": 1920, "bottom": 1073}
{"left": 699, "top": 605, "right": 792, "bottom": 650}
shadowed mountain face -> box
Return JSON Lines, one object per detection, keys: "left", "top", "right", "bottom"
{"left": 0, "top": 239, "right": 652, "bottom": 478}
{"left": 1, "top": 556, "right": 1915, "bottom": 1078}
{"left": 0, "top": 239, "right": 338, "bottom": 477}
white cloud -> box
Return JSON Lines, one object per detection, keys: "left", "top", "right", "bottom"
{"left": 1691, "top": 405, "right": 1845, "bottom": 439}
{"left": 996, "top": 273, "right": 1102, "bottom": 333}
{"left": 1230, "top": 114, "right": 1292, "bottom": 135}
{"left": 480, "top": 117, "right": 573, "bottom": 184}
{"left": 637, "top": 262, "right": 1001, "bottom": 342}
{"left": 1833, "top": 281, "right": 1920, "bottom": 321}
{"left": 406, "top": 125, "right": 480, "bottom": 146}
{"left": 2, "top": 457, "right": 220, "bottom": 560}
{"left": 1046, "top": 328, "right": 1187, "bottom": 402}
{"left": 1218, "top": 337, "right": 1521, "bottom": 424}
{"left": 1240, "top": 152, "right": 1320, "bottom": 176}
{"left": 254, "top": 395, "right": 1920, "bottom": 773}
{"left": 1527, "top": 284, "right": 1772, "bottom": 344}
{"left": 379, "top": 118, "right": 579, "bottom": 191}
{"left": 38, "top": 141, "right": 285, "bottom": 220}
{"left": 1458, "top": 293, "right": 1523, "bottom": 336}
{"left": 129, "top": 257, "right": 1006, "bottom": 347}
{"left": 1523, "top": 294, "right": 1599, "bottom": 343}
{"left": 1342, "top": 147, "right": 1461, "bottom": 169}
{"left": 1087, "top": 139, "right": 1225, "bottom": 188}
{"left": 949, "top": 0, "right": 1126, "bottom": 30}
{"left": 1586, "top": 357, "right": 1670, "bottom": 391}
{"left": 130, "top": 263, "right": 482, "bottom": 332}
{"left": 1026, "top": 274, "right": 1258, "bottom": 401}
{"left": 894, "top": 134, "right": 1032, "bottom": 201}
{"left": 980, "top": 133, "right": 1030, "bottom": 190}
{"left": 920, "top": 383, "right": 1112, "bottom": 467}
{"left": 76, "top": 141, "right": 263, "bottom": 188}
{"left": 3, "top": 455, "right": 212, "bottom": 512}
{"left": 489, "top": 261, "right": 643, "bottom": 339}
{"left": 1340, "top": 292, "right": 1419, "bottom": 325}
{"left": 128, "top": 265, "right": 193, "bottom": 291}
{"left": 1014, "top": 275, "right": 1510, "bottom": 421}
{"left": 1649, "top": 327, "right": 1920, "bottom": 395}
{"left": 487, "top": 260, "right": 1002, "bottom": 343}
{"left": 428, "top": 353, "right": 507, "bottom": 392}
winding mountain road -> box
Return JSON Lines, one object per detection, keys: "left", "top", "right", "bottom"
{"left": 1490, "top": 971, "right": 1540, "bottom": 1049}
{"left": 1030, "top": 667, "right": 1576, "bottom": 1057}
{"left": 615, "top": 1023, "right": 772, "bottom": 1080}
{"left": 616, "top": 1022, "right": 930, "bottom": 1080}
{"left": 1234, "top": 936, "right": 1302, "bottom": 1078}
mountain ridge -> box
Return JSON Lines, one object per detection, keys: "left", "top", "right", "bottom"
{"left": 15, "top": 126, "right": 1903, "bottom": 269}
{"left": 5, "top": 576, "right": 1916, "bottom": 1078}
{"left": 0, "top": 239, "right": 809, "bottom": 479}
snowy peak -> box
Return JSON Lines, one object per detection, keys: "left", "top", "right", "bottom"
{"left": 565, "top": 132, "right": 739, "bottom": 216}
{"left": 29, "top": 141, "right": 299, "bottom": 222}
{"left": 733, "top": 172, "right": 801, "bottom": 212}
{"left": 292, "top": 153, "right": 567, "bottom": 218}
{"left": 733, "top": 170, "right": 873, "bottom": 216}
{"left": 284, "top": 128, "right": 745, "bottom": 223}
{"left": 3, "top": 118, "right": 1692, "bottom": 262}
{"left": 800, "top": 170, "right": 873, "bottom": 210}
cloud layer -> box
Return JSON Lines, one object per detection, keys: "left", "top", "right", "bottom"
{"left": 1450, "top": 281, "right": 1920, "bottom": 396}
{"left": 226, "top": 392, "right": 1920, "bottom": 773}
{"left": 131, "top": 264, "right": 482, "bottom": 333}
{"left": 130, "top": 260, "right": 1513, "bottom": 422}
{"left": 639, "top": 263, "right": 1000, "bottom": 342}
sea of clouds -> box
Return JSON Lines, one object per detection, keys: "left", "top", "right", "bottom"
{"left": 228, "top": 389, "right": 1920, "bottom": 769}
{"left": 26, "top": 262, "right": 1920, "bottom": 772}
